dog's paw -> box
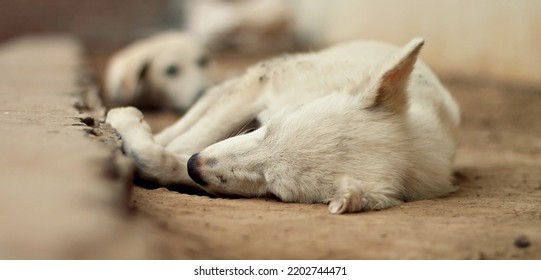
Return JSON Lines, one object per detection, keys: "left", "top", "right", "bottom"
{"left": 106, "top": 107, "right": 144, "bottom": 131}
{"left": 328, "top": 194, "right": 365, "bottom": 214}
{"left": 328, "top": 197, "right": 349, "bottom": 214}
{"left": 328, "top": 180, "right": 367, "bottom": 214}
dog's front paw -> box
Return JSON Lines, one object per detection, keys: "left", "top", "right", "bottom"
{"left": 106, "top": 107, "right": 144, "bottom": 131}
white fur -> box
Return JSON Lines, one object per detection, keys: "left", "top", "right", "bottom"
{"left": 106, "top": 38, "right": 460, "bottom": 214}
{"left": 105, "top": 31, "right": 211, "bottom": 111}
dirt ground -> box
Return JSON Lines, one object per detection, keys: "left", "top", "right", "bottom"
{"left": 90, "top": 52, "right": 541, "bottom": 260}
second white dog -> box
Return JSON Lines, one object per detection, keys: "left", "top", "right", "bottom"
{"left": 105, "top": 32, "right": 212, "bottom": 111}
{"left": 106, "top": 38, "right": 460, "bottom": 214}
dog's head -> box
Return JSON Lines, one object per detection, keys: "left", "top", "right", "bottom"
{"left": 105, "top": 32, "right": 212, "bottom": 111}
{"left": 187, "top": 38, "right": 424, "bottom": 201}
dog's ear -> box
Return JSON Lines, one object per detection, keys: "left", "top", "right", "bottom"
{"left": 360, "top": 38, "right": 424, "bottom": 112}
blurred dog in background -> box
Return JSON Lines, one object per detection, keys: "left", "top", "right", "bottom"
{"left": 104, "top": 0, "right": 295, "bottom": 111}
{"left": 104, "top": 32, "right": 212, "bottom": 111}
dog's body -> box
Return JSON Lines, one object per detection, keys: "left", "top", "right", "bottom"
{"left": 107, "top": 38, "right": 460, "bottom": 214}
{"left": 105, "top": 32, "right": 211, "bottom": 111}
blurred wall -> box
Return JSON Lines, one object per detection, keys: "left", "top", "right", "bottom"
{"left": 0, "top": 0, "right": 182, "bottom": 48}
{"left": 293, "top": 0, "right": 541, "bottom": 86}
{"left": 1, "top": 0, "right": 538, "bottom": 86}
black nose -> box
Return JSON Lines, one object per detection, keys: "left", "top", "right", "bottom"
{"left": 187, "top": 153, "right": 208, "bottom": 186}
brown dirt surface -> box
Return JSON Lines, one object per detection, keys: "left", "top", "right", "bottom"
{"left": 95, "top": 53, "right": 541, "bottom": 259}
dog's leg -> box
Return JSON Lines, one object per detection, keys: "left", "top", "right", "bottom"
{"left": 106, "top": 107, "right": 197, "bottom": 187}
{"left": 154, "top": 77, "right": 239, "bottom": 146}
{"left": 164, "top": 73, "right": 265, "bottom": 155}
{"left": 328, "top": 176, "right": 403, "bottom": 214}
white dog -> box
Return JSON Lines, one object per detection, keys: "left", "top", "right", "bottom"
{"left": 105, "top": 32, "right": 212, "bottom": 111}
{"left": 106, "top": 38, "right": 460, "bottom": 214}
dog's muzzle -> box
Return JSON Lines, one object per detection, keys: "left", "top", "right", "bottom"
{"left": 187, "top": 153, "right": 208, "bottom": 186}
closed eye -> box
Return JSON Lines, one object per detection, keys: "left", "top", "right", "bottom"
{"left": 242, "top": 128, "right": 257, "bottom": 134}
{"left": 228, "top": 119, "right": 260, "bottom": 138}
